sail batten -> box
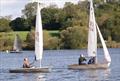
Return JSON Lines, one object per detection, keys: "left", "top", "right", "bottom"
{"left": 35, "top": 2, "right": 43, "bottom": 61}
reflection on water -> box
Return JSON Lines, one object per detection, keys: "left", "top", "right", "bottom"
{"left": 103, "top": 69, "right": 111, "bottom": 80}
{"left": 87, "top": 70, "right": 99, "bottom": 81}
{"left": 36, "top": 74, "right": 46, "bottom": 81}
{"left": 22, "top": 73, "right": 46, "bottom": 81}
{"left": 77, "top": 69, "right": 111, "bottom": 81}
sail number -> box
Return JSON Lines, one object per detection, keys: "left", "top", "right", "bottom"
{"left": 35, "top": 32, "right": 39, "bottom": 41}
{"left": 89, "top": 21, "right": 94, "bottom": 31}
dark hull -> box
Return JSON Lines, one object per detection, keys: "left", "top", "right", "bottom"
{"left": 68, "top": 63, "right": 109, "bottom": 70}
{"left": 9, "top": 67, "right": 50, "bottom": 73}
{"left": 10, "top": 51, "right": 22, "bottom": 53}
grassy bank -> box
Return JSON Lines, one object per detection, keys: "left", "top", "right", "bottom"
{"left": 0, "top": 30, "right": 59, "bottom": 40}
{"left": 0, "top": 30, "right": 59, "bottom": 51}
{"left": 0, "top": 31, "right": 29, "bottom": 41}
{"left": 0, "top": 30, "right": 119, "bottom": 51}
{"left": 0, "top": 31, "right": 29, "bottom": 51}
{"left": 48, "top": 30, "right": 60, "bottom": 37}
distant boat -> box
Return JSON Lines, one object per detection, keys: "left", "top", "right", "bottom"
{"left": 68, "top": 0, "right": 111, "bottom": 70}
{"left": 10, "top": 34, "right": 22, "bottom": 53}
{"left": 9, "top": 2, "right": 50, "bottom": 73}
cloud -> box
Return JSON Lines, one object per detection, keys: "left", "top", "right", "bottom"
{"left": 31, "top": 0, "right": 82, "bottom": 3}
{"left": 0, "top": 0, "right": 18, "bottom": 6}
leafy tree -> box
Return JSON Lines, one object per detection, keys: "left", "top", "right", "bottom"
{"left": 25, "top": 30, "right": 60, "bottom": 50}
{"left": 42, "top": 5, "right": 62, "bottom": 30}
{"left": 0, "top": 17, "right": 12, "bottom": 32}
{"left": 10, "top": 17, "right": 30, "bottom": 31}
{"left": 25, "top": 31, "right": 35, "bottom": 50}
{"left": 60, "top": 26, "right": 87, "bottom": 49}
{"left": 62, "top": 2, "right": 88, "bottom": 29}
{"left": 96, "top": 2, "right": 120, "bottom": 42}
{"left": 22, "top": 2, "right": 37, "bottom": 28}
{"left": 43, "top": 30, "right": 59, "bottom": 49}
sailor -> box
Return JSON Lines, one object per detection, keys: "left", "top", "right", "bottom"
{"left": 88, "top": 57, "right": 96, "bottom": 64}
{"left": 23, "top": 58, "right": 30, "bottom": 68}
{"left": 78, "top": 54, "right": 86, "bottom": 65}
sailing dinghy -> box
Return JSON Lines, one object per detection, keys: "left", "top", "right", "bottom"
{"left": 10, "top": 34, "right": 22, "bottom": 53}
{"left": 68, "top": 0, "right": 111, "bottom": 70}
{"left": 9, "top": 2, "right": 50, "bottom": 73}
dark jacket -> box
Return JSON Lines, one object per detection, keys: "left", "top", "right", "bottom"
{"left": 88, "top": 57, "right": 95, "bottom": 64}
{"left": 79, "top": 56, "right": 86, "bottom": 65}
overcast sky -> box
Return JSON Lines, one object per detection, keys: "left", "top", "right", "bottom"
{"left": 0, "top": 0, "right": 86, "bottom": 19}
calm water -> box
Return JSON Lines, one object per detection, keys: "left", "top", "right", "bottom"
{"left": 0, "top": 48, "right": 120, "bottom": 81}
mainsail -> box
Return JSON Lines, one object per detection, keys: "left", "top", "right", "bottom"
{"left": 35, "top": 2, "right": 43, "bottom": 65}
{"left": 13, "top": 34, "right": 22, "bottom": 51}
{"left": 88, "top": 0, "right": 111, "bottom": 65}
{"left": 88, "top": 0, "right": 97, "bottom": 57}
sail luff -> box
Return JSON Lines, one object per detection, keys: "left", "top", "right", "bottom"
{"left": 88, "top": 0, "right": 97, "bottom": 57}
{"left": 35, "top": 2, "right": 43, "bottom": 62}
{"left": 96, "top": 23, "right": 111, "bottom": 63}
{"left": 13, "top": 35, "right": 17, "bottom": 50}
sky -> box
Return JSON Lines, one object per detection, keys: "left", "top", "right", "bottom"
{"left": 0, "top": 0, "right": 85, "bottom": 19}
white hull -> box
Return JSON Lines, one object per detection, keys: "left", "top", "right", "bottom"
{"left": 9, "top": 67, "right": 50, "bottom": 73}
{"left": 68, "top": 63, "right": 109, "bottom": 70}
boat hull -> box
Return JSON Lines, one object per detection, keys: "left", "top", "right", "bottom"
{"left": 9, "top": 51, "right": 22, "bottom": 53}
{"left": 9, "top": 67, "right": 50, "bottom": 73}
{"left": 68, "top": 63, "right": 109, "bottom": 70}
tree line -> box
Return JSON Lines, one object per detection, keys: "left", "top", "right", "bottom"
{"left": 0, "top": 0, "right": 120, "bottom": 50}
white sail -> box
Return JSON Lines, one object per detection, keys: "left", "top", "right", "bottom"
{"left": 35, "top": 2, "right": 43, "bottom": 62}
{"left": 88, "top": 0, "right": 97, "bottom": 57}
{"left": 96, "top": 23, "right": 111, "bottom": 63}
{"left": 13, "top": 34, "right": 22, "bottom": 51}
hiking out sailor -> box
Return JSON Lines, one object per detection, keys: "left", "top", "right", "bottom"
{"left": 23, "top": 58, "right": 30, "bottom": 68}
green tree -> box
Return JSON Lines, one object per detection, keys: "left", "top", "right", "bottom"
{"left": 25, "top": 31, "right": 35, "bottom": 50}
{"left": 0, "top": 17, "right": 12, "bottom": 32}
{"left": 62, "top": 2, "right": 88, "bottom": 29}
{"left": 22, "top": 2, "right": 37, "bottom": 28}
{"left": 43, "top": 30, "right": 59, "bottom": 49}
{"left": 10, "top": 17, "right": 30, "bottom": 31}
{"left": 25, "top": 30, "right": 60, "bottom": 50}
{"left": 96, "top": 2, "right": 120, "bottom": 42}
{"left": 42, "top": 5, "right": 62, "bottom": 30}
{"left": 60, "top": 26, "right": 87, "bottom": 49}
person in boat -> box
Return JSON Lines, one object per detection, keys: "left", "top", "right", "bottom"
{"left": 88, "top": 57, "right": 96, "bottom": 64}
{"left": 23, "top": 58, "right": 30, "bottom": 68}
{"left": 78, "top": 54, "right": 86, "bottom": 65}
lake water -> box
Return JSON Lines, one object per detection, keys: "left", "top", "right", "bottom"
{"left": 0, "top": 48, "right": 120, "bottom": 81}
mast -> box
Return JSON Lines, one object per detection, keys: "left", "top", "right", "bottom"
{"left": 88, "top": 0, "right": 97, "bottom": 63}
{"left": 35, "top": 2, "right": 43, "bottom": 68}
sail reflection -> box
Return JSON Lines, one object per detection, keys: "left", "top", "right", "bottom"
{"left": 77, "top": 69, "right": 111, "bottom": 81}
{"left": 23, "top": 73, "right": 46, "bottom": 81}
{"left": 103, "top": 69, "right": 111, "bottom": 80}
{"left": 36, "top": 73, "right": 46, "bottom": 81}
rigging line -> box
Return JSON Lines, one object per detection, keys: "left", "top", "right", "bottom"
{"left": 30, "top": 55, "right": 36, "bottom": 65}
